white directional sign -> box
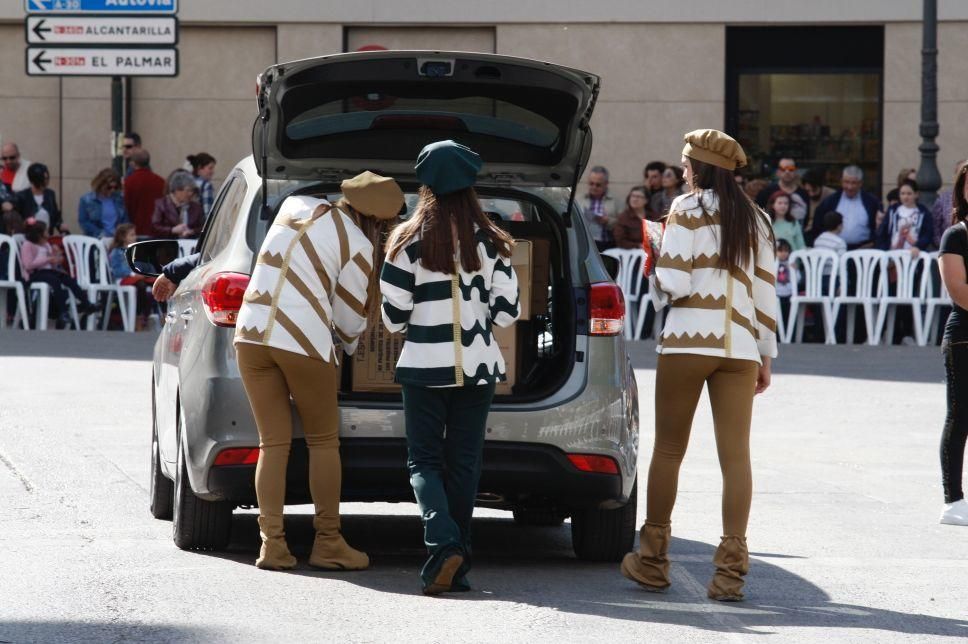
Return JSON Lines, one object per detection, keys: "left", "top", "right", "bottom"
{"left": 25, "top": 0, "right": 177, "bottom": 14}
{"left": 26, "top": 47, "right": 177, "bottom": 76}
{"left": 26, "top": 16, "right": 178, "bottom": 45}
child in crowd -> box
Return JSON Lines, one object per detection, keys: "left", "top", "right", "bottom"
{"left": 813, "top": 211, "right": 848, "bottom": 257}
{"left": 767, "top": 191, "right": 805, "bottom": 251}
{"left": 110, "top": 222, "right": 157, "bottom": 330}
{"left": 775, "top": 238, "right": 793, "bottom": 326}
{"left": 21, "top": 219, "right": 98, "bottom": 328}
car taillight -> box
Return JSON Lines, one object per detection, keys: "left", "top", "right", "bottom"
{"left": 567, "top": 454, "right": 620, "bottom": 475}
{"left": 201, "top": 272, "right": 249, "bottom": 327}
{"left": 589, "top": 282, "right": 625, "bottom": 336}
{"left": 213, "top": 448, "right": 260, "bottom": 466}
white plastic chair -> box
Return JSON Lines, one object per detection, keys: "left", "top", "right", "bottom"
{"left": 177, "top": 239, "right": 196, "bottom": 257}
{"left": 831, "top": 250, "right": 882, "bottom": 346}
{"left": 874, "top": 250, "right": 928, "bottom": 346}
{"left": 62, "top": 235, "right": 136, "bottom": 332}
{"left": 602, "top": 248, "right": 647, "bottom": 340}
{"left": 785, "top": 248, "right": 838, "bottom": 344}
{"left": 922, "top": 252, "right": 951, "bottom": 345}
{"left": 0, "top": 234, "right": 30, "bottom": 330}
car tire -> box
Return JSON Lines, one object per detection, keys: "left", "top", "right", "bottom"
{"left": 570, "top": 480, "right": 637, "bottom": 562}
{"left": 172, "top": 435, "right": 232, "bottom": 551}
{"left": 149, "top": 398, "right": 174, "bottom": 521}
{"left": 512, "top": 507, "right": 567, "bottom": 527}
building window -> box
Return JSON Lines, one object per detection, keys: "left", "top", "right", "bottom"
{"left": 727, "top": 26, "right": 884, "bottom": 193}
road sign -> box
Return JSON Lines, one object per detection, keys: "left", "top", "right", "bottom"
{"left": 25, "top": 0, "right": 177, "bottom": 14}
{"left": 26, "top": 47, "right": 177, "bottom": 76}
{"left": 26, "top": 16, "right": 178, "bottom": 45}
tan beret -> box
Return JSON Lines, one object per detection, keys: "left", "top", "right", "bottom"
{"left": 340, "top": 171, "right": 405, "bottom": 220}
{"left": 682, "top": 129, "right": 747, "bottom": 171}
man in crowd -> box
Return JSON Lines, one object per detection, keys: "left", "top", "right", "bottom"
{"left": 755, "top": 157, "right": 810, "bottom": 222}
{"left": 124, "top": 149, "right": 165, "bottom": 236}
{"left": 122, "top": 132, "right": 144, "bottom": 176}
{"left": 642, "top": 161, "right": 666, "bottom": 199}
{"left": 810, "top": 165, "right": 883, "bottom": 249}
{"left": 801, "top": 169, "right": 835, "bottom": 245}
{"left": 932, "top": 159, "right": 968, "bottom": 247}
{"left": 582, "top": 165, "right": 617, "bottom": 253}
{"left": 1, "top": 143, "right": 31, "bottom": 193}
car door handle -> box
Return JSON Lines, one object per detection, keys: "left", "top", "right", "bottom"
{"left": 180, "top": 308, "right": 193, "bottom": 321}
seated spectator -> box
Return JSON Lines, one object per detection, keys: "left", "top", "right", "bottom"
{"left": 755, "top": 158, "right": 810, "bottom": 222}
{"left": 801, "top": 169, "right": 834, "bottom": 243}
{"left": 152, "top": 171, "right": 204, "bottom": 239}
{"left": 775, "top": 238, "right": 793, "bottom": 325}
{"left": 79, "top": 168, "right": 129, "bottom": 239}
{"left": 613, "top": 187, "right": 648, "bottom": 249}
{"left": 649, "top": 166, "right": 686, "bottom": 217}
{"left": 813, "top": 211, "right": 848, "bottom": 259}
{"left": 109, "top": 223, "right": 157, "bottom": 330}
{"left": 187, "top": 153, "right": 217, "bottom": 216}
{"left": 15, "top": 163, "right": 64, "bottom": 234}
{"left": 809, "top": 165, "right": 883, "bottom": 250}
{"left": 876, "top": 179, "right": 933, "bottom": 255}
{"left": 886, "top": 168, "right": 917, "bottom": 208}
{"left": 124, "top": 150, "right": 165, "bottom": 236}
{"left": 641, "top": 161, "right": 667, "bottom": 199}
{"left": 768, "top": 191, "right": 805, "bottom": 251}
{"left": 20, "top": 219, "right": 98, "bottom": 328}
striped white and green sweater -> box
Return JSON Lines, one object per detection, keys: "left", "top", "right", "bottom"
{"left": 651, "top": 189, "right": 778, "bottom": 363}
{"left": 379, "top": 230, "right": 520, "bottom": 387}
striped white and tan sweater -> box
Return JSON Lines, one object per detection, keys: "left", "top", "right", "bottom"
{"left": 651, "top": 189, "right": 778, "bottom": 363}
{"left": 379, "top": 230, "right": 520, "bottom": 387}
{"left": 235, "top": 196, "right": 373, "bottom": 362}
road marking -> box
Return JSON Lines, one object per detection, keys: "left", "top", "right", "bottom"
{"left": 0, "top": 449, "right": 34, "bottom": 492}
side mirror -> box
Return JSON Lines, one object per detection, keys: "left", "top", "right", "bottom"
{"left": 601, "top": 254, "right": 620, "bottom": 282}
{"left": 125, "top": 240, "right": 180, "bottom": 277}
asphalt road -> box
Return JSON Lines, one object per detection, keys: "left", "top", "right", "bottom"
{"left": 0, "top": 331, "right": 965, "bottom": 643}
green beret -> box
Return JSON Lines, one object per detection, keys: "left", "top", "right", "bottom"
{"left": 415, "top": 140, "right": 482, "bottom": 195}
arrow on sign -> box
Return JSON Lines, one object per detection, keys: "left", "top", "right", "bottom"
{"left": 31, "top": 19, "right": 51, "bottom": 41}
{"left": 31, "top": 50, "right": 51, "bottom": 72}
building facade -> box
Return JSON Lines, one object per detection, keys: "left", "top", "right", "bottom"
{"left": 1, "top": 1, "right": 966, "bottom": 230}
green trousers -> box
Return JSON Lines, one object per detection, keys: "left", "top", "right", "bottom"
{"left": 402, "top": 382, "right": 495, "bottom": 586}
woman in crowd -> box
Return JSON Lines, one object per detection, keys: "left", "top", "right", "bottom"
{"left": 79, "top": 168, "right": 128, "bottom": 239}
{"left": 612, "top": 186, "right": 648, "bottom": 249}
{"left": 187, "top": 153, "right": 217, "bottom": 216}
{"left": 235, "top": 171, "right": 404, "bottom": 571}
{"left": 152, "top": 171, "right": 204, "bottom": 239}
{"left": 20, "top": 219, "right": 98, "bottom": 328}
{"left": 109, "top": 223, "right": 156, "bottom": 330}
{"left": 621, "top": 129, "right": 777, "bottom": 602}
{"left": 649, "top": 166, "right": 686, "bottom": 217}
{"left": 380, "top": 140, "right": 520, "bottom": 595}
{"left": 767, "top": 190, "right": 805, "bottom": 251}
{"left": 936, "top": 163, "right": 968, "bottom": 526}
{"left": 876, "top": 179, "right": 933, "bottom": 254}
{"left": 886, "top": 168, "right": 917, "bottom": 208}
{"left": 15, "top": 163, "right": 63, "bottom": 234}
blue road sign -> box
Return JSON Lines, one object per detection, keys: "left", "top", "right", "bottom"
{"left": 25, "top": 0, "right": 177, "bottom": 14}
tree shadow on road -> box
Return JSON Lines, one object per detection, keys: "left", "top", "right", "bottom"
{"left": 190, "top": 511, "right": 968, "bottom": 638}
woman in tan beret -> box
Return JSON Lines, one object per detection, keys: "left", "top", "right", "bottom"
{"left": 621, "top": 129, "right": 778, "bottom": 601}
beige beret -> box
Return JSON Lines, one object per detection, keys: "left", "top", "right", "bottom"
{"left": 682, "top": 129, "right": 748, "bottom": 171}
{"left": 340, "top": 171, "right": 405, "bottom": 220}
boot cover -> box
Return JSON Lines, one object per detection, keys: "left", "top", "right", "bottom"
{"left": 620, "top": 522, "right": 671, "bottom": 591}
{"left": 707, "top": 535, "right": 749, "bottom": 601}
{"left": 255, "top": 516, "right": 296, "bottom": 570}
{"left": 308, "top": 514, "right": 369, "bottom": 571}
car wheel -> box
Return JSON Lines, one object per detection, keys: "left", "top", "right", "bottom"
{"left": 512, "top": 507, "right": 567, "bottom": 527}
{"left": 148, "top": 393, "right": 174, "bottom": 521}
{"left": 172, "top": 434, "right": 232, "bottom": 551}
{"left": 570, "top": 480, "right": 637, "bottom": 562}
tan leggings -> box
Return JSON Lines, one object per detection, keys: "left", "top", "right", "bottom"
{"left": 236, "top": 343, "right": 340, "bottom": 535}
{"left": 647, "top": 353, "right": 758, "bottom": 536}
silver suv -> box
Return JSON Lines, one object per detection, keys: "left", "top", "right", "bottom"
{"left": 138, "top": 51, "right": 639, "bottom": 561}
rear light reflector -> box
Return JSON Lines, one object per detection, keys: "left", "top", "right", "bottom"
{"left": 201, "top": 272, "right": 250, "bottom": 327}
{"left": 568, "top": 454, "right": 620, "bottom": 475}
{"left": 213, "top": 448, "right": 260, "bottom": 466}
{"left": 589, "top": 282, "right": 625, "bottom": 336}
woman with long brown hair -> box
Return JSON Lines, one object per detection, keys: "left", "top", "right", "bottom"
{"left": 937, "top": 163, "right": 968, "bottom": 526}
{"left": 380, "top": 140, "right": 520, "bottom": 595}
{"left": 621, "top": 129, "right": 778, "bottom": 601}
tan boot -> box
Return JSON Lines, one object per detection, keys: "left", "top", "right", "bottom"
{"left": 707, "top": 535, "right": 749, "bottom": 601}
{"left": 308, "top": 514, "right": 369, "bottom": 571}
{"left": 620, "top": 522, "right": 671, "bottom": 592}
{"left": 255, "top": 515, "right": 297, "bottom": 570}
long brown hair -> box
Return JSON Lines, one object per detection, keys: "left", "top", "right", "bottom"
{"left": 385, "top": 186, "right": 513, "bottom": 274}
{"left": 953, "top": 164, "right": 968, "bottom": 225}
{"left": 688, "top": 156, "right": 771, "bottom": 272}
{"left": 766, "top": 191, "right": 794, "bottom": 223}
{"left": 338, "top": 199, "right": 398, "bottom": 311}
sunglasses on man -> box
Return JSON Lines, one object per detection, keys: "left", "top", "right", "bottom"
{"left": 1, "top": 155, "right": 18, "bottom": 161}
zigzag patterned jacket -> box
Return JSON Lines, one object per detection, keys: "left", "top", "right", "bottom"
{"left": 651, "top": 189, "right": 778, "bottom": 363}
{"left": 234, "top": 196, "right": 373, "bottom": 362}
{"left": 379, "top": 230, "right": 520, "bottom": 387}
